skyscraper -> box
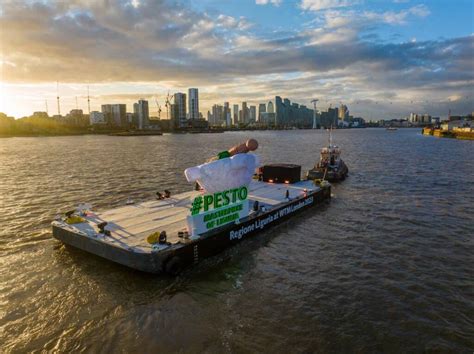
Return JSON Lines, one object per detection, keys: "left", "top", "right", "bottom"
{"left": 224, "top": 102, "right": 231, "bottom": 127}
{"left": 210, "top": 104, "right": 224, "bottom": 126}
{"left": 241, "top": 102, "right": 248, "bottom": 123}
{"left": 267, "top": 101, "right": 274, "bottom": 113}
{"left": 274, "top": 96, "right": 313, "bottom": 127}
{"left": 170, "top": 103, "right": 179, "bottom": 129}
{"left": 258, "top": 103, "right": 266, "bottom": 122}
{"left": 134, "top": 99, "right": 149, "bottom": 130}
{"left": 233, "top": 104, "right": 239, "bottom": 125}
{"left": 174, "top": 92, "right": 187, "bottom": 128}
{"left": 249, "top": 106, "right": 256, "bottom": 123}
{"left": 320, "top": 107, "right": 338, "bottom": 128}
{"left": 188, "top": 88, "right": 199, "bottom": 120}
{"left": 339, "top": 104, "right": 349, "bottom": 122}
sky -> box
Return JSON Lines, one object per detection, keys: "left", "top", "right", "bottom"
{"left": 0, "top": 0, "right": 473, "bottom": 120}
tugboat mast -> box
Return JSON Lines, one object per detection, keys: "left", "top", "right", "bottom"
{"left": 329, "top": 126, "right": 333, "bottom": 147}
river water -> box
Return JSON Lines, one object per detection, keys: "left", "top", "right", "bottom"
{"left": 1, "top": 129, "right": 473, "bottom": 352}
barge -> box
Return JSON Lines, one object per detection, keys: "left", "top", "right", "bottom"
{"left": 52, "top": 139, "right": 331, "bottom": 275}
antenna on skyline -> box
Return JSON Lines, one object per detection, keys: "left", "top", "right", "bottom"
{"left": 45, "top": 99, "right": 49, "bottom": 115}
{"left": 75, "top": 96, "right": 78, "bottom": 110}
{"left": 311, "top": 99, "right": 319, "bottom": 129}
{"left": 56, "top": 82, "right": 61, "bottom": 116}
{"left": 87, "top": 85, "right": 91, "bottom": 114}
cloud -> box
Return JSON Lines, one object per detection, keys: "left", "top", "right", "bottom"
{"left": 300, "top": 0, "right": 355, "bottom": 11}
{"left": 1, "top": 0, "right": 472, "bottom": 119}
{"left": 256, "top": 0, "right": 282, "bottom": 6}
{"left": 363, "top": 4, "right": 430, "bottom": 25}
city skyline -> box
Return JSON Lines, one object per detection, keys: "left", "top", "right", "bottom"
{"left": 1, "top": 0, "right": 473, "bottom": 119}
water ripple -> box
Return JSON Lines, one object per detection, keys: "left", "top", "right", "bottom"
{"left": 0, "top": 130, "right": 473, "bottom": 352}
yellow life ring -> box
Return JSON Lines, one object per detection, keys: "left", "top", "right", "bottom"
{"left": 65, "top": 216, "right": 85, "bottom": 224}
{"left": 146, "top": 231, "right": 161, "bottom": 244}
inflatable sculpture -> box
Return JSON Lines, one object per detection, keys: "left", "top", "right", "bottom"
{"left": 184, "top": 139, "right": 260, "bottom": 193}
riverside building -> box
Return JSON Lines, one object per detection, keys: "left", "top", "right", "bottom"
{"left": 102, "top": 104, "right": 127, "bottom": 126}
{"left": 174, "top": 93, "right": 187, "bottom": 128}
{"left": 89, "top": 111, "right": 105, "bottom": 125}
{"left": 133, "top": 99, "right": 150, "bottom": 130}
{"left": 258, "top": 103, "right": 266, "bottom": 122}
{"left": 233, "top": 104, "right": 239, "bottom": 125}
{"left": 188, "top": 88, "right": 199, "bottom": 120}
{"left": 274, "top": 96, "right": 314, "bottom": 128}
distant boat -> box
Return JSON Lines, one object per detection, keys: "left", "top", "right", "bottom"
{"left": 386, "top": 127, "right": 398, "bottom": 131}
{"left": 109, "top": 130, "right": 163, "bottom": 136}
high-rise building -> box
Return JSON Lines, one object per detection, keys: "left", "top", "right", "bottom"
{"left": 210, "top": 104, "right": 224, "bottom": 126}
{"left": 274, "top": 96, "right": 314, "bottom": 127}
{"left": 170, "top": 104, "right": 179, "bottom": 129}
{"left": 102, "top": 104, "right": 127, "bottom": 126}
{"left": 188, "top": 88, "right": 199, "bottom": 120}
{"left": 233, "top": 104, "right": 239, "bottom": 125}
{"left": 339, "top": 104, "right": 349, "bottom": 122}
{"left": 267, "top": 101, "right": 274, "bottom": 113}
{"left": 258, "top": 103, "right": 266, "bottom": 122}
{"left": 408, "top": 112, "right": 431, "bottom": 125}
{"left": 174, "top": 93, "right": 187, "bottom": 128}
{"left": 260, "top": 112, "right": 276, "bottom": 126}
{"left": 101, "top": 104, "right": 113, "bottom": 125}
{"left": 126, "top": 112, "right": 134, "bottom": 125}
{"left": 320, "top": 107, "right": 338, "bottom": 128}
{"left": 224, "top": 102, "right": 231, "bottom": 127}
{"left": 241, "top": 102, "right": 248, "bottom": 123}
{"left": 249, "top": 106, "right": 256, "bottom": 123}
{"left": 133, "top": 99, "right": 149, "bottom": 129}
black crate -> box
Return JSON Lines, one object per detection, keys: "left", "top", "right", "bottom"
{"left": 261, "top": 164, "right": 301, "bottom": 184}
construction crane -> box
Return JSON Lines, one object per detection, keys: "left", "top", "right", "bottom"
{"left": 56, "top": 81, "right": 61, "bottom": 116}
{"left": 155, "top": 98, "right": 162, "bottom": 119}
{"left": 165, "top": 91, "right": 172, "bottom": 120}
{"left": 311, "top": 99, "right": 319, "bottom": 129}
{"left": 87, "top": 85, "right": 91, "bottom": 114}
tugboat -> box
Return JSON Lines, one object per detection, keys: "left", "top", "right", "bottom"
{"left": 306, "top": 129, "right": 348, "bottom": 182}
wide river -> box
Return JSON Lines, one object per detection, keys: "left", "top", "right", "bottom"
{"left": 0, "top": 129, "right": 473, "bottom": 352}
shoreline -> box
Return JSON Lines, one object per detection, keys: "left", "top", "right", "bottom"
{"left": 1, "top": 126, "right": 436, "bottom": 139}
{"left": 422, "top": 127, "right": 474, "bottom": 140}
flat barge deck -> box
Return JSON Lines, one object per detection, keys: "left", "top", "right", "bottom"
{"left": 52, "top": 179, "right": 330, "bottom": 275}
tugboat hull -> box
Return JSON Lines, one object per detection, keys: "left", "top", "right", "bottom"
{"left": 306, "top": 161, "right": 348, "bottom": 182}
